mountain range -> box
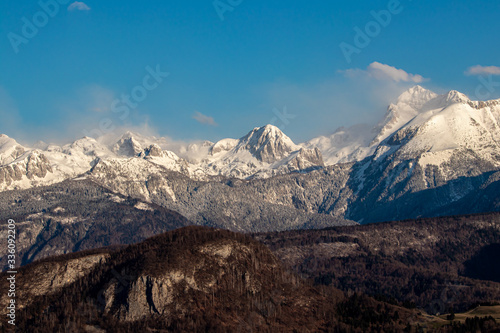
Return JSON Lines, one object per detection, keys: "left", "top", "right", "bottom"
{"left": 2, "top": 86, "right": 500, "bottom": 189}
{"left": 1, "top": 86, "right": 500, "bottom": 265}
{"left": 2, "top": 86, "right": 500, "bottom": 331}
{"left": 2, "top": 85, "right": 499, "bottom": 208}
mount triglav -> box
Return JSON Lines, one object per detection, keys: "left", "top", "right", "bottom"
{"left": 1, "top": 85, "right": 500, "bottom": 231}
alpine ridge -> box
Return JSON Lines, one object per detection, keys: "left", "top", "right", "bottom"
{"left": 1, "top": 86, "right": 500, "bottom": 230}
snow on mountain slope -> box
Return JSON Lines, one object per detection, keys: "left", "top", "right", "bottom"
{"left": 305, "top": 86, "right": 499, "bottom": 166}
{"left": 1, "top": 86, "right": 499, "bottom": 193}
{"left": 303, "top": 124, "right": 375, "bottom": 165}
{"left": 89, "top": 157, "right": 180, "bottom": 202}
{"left": 404, "top": 102, "right": 499, "bottom": 154}
{"left": 303, "top": 86, "right": 439, "bottom": 165}
{"left": 0, "top": 150, "right": 55, "bottom": 191}
{"left": 138, "top": 144, "right": 190, "bottom": 175}
{"left": 192, "top": 125, "right": 324, "bottom": 179}
{"left": 344, "top": 92, "right": 500, "bottom": 222}
{"left": 0, "top": 125, "right": 325, "bottom": 190}
{"left": 0, "top": 134, "right": 27, "bottom": 166}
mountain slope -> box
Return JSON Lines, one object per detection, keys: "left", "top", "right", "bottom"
{"left": 0, "top": 134, "right": 27, "bottom": 165}
{"left": 344, "top": 90, "right": 500, "bottom": 222}
{"left": 257, "top": 212, "right": 500, "bottom": 314}
{"left": 193, "top": 125, "right": 325, "bottom": 179}
{"left": 0, "top": 179, "right": 189, "bottom": 269}
{"left": 0, "top": 227, "right": 419, "bottom": 332}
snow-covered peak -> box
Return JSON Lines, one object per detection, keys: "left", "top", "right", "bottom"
{"left": 445, "top": 90, "right": 470, "bottom": 104}
{"left": 209, "top": 138, "right": 239, "bottom": 155}
{"left": 140, "top": 144, "right": 181, "bottom": 161}
{"left": 234, "top": 125, "right": 300, "bottom": 163}
{"left": 33, "top": 141, "right": 49, "bottom": 150}
{"left": 306, "top": 87, "right": 497, "bottom": 166}
{"left": 415, "top": 89, "right": 471, "bottom": 114}
{"left": 112, "top": 136, "right": 143, "bottom": 157}
{"left": 0, "top": 134, "right": 27, "bottom": 166}
{"left": 394, "top": 85, "right": 438, "bottom": 110}
{"left": 0, "top": 134, "right": 19, "bottom": 148}
{"left": 112, "top": 131, "right": 151, "bottom": 143}
{"left": 120, "top": 131, "right": 135, "bottom": 139}
{"left": 370, "top": 94, "right": 500, "bottom": 167}
{"left": 66, "top": 136, "right": 101, "bottom": 150}
{"left": 62, "top": 137, "right": 115, "bottom": 159}
{"left": 135, "top": 144, "right": 189, "bottom": 175}
{"left": 141, "top": 144, "right": 163, "bottom": 157}
{"left": 95, "top": 130, "right": 170, "bottom": 154}
{"left": 370, "top": 87, "right": 438, "bottom": 149}
{"left": 183, "top": 125, "right": 324, "bottom": 179}
{"left": 374, "top": 88, "right": 473, "bottom": 144}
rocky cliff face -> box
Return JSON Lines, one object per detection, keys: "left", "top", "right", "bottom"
{"left": 0, "top": 150, "right": 53, "bottom": 190}
{"left": 104, "top": 236, "right": 282, "bottom": 322}
{"left": 0, "top": 252, "right": 110, "bottom": 310}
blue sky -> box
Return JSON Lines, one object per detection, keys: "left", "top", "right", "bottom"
{"left": 1, "top": 0, "right": 500, "bottom": 144}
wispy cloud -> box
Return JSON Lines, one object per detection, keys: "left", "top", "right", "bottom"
{"left": 192, "top": 111, "right": 217, "bottom": 126}
{"left": 73, "top": 85, "right": 115, "bottom": 113}
{"left": 0, "top": 86, "right": 23, "bottom": 138}
{"left": 68, "top": 1, "right": 91, "bottom": 11}
{"left": 258, "top": 61, "right": 435, "bottom": 141}
{"left": 465, "top": 65, "right": 500, "bottom": 76}
{"left": 341, "top": 62, "right": 427, "bottom": 83}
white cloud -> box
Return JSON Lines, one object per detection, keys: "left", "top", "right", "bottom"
{"left": 341, "top": 62, "right": 427, "bottom": 83}
{"left": 465, "top": 65, "right": 500, "bottom": 76}
{"left": 68, "top": 1, "right": 91, "bottom": 11}
{"left": 192, "top": 111, "right": 217, "bottom": 126}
